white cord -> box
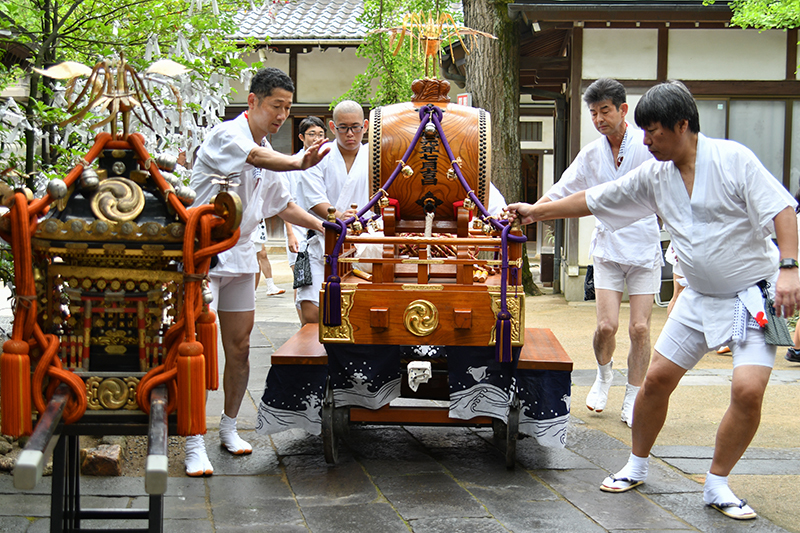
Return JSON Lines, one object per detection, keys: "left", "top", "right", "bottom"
{"left": 425, "top": 211, "right": 434, "bottom": 257}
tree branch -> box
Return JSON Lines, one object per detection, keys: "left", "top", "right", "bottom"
{"left": 0, "top": 9, "right": 41, "bottom": 51}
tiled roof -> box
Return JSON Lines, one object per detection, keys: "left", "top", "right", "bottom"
{"left": 231, "top": 0, "right": 367, "bottom": 43}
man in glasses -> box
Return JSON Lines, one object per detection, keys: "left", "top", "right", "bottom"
{"left": 290, "top": 100, "right": 369, "bottom": 325}
{"left": 324, "top": 100, "right": 370, "bottom": 211}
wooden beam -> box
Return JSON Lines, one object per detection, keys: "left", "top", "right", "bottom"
{"left": 787, "top": 29, "right": 798, "bottom": 81}
{"left": 657, "top": 25, "right": 669, "bottom": 82}
{"left": 289, "top": 48, "right": 298, "bottom": 103}
{"left": 512, "top": 8, "right": 732, "bottom": 24}
{"left": 520, "top": 56, "right": 570, "bottom": 70}
{"left": 569, "top": 27, "right": 582, "bottom": 161}
{"left": 582, "top": 79, "right": 800, "bottom": 97}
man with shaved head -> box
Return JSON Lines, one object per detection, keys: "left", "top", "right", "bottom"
{"left": 290, "top": 100, "right": 369, "bottom": 324}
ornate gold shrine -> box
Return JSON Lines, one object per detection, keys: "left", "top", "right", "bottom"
{"left": 27, "top": 147, "right": 189, "bottom": 411}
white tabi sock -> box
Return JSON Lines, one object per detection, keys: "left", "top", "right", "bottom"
{"left": 614, "top": 452, "right": 649, "bottom": 482}
{"left": 184, "top": 435, "right": 213, "bottom": 476}
{"left": 621, "top": 383, "right": 640, "bottom": 427}
{"left": 219, "top": 412, "right": 253, "bottom": 455}
{"left": 586, "top": 360, "right": 613, "bottom": 412}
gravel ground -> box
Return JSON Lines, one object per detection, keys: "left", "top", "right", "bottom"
{"left": 122, "top": 435, "right": 187, "bottom": 477}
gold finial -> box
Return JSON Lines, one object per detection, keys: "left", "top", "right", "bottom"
{"left": 34, "top": 55, "right": 189, "bottom": 138}
{"left": 370, "top": 12, "right": 496, "bottom": 78}
{"left": 327, "top": 206, "right": 336, "bottom": 222}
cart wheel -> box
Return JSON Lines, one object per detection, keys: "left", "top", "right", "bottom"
{"left": 491, "top": 418, "right": 507, "bottom": 445}
{"left": 322, "top": 379, "right": 338, "bottom": 464}
{"left": 333, "top": 406, "right": 350, "bottom": 439}
{"left": 505, "top": 405, "right": 520, "bottom": 470}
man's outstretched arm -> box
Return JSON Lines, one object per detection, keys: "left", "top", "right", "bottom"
{"left": 247, "top": 139, "right": 330, "bottom": 172}
{"left": 278, "top": 202, "right": 325, "bottom": 234}
{"left": 506, "top": 191, "right": 590, "bottom": 225}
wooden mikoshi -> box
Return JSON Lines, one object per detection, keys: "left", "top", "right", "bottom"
{"left": 318, "top": 78, "right": 527, "bottom": 466}
{"left": 321, "top": 78, "right": 524, "bottom": 349}
{"left": 368, "top": 79, "right": 491, "bottom": 223}
{"left": 0, "top": 58, "right": 241, "bottom": 532}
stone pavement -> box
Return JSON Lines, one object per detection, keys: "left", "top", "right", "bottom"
{"left": 1, "top": 249, "right": 800, "bottom": 532}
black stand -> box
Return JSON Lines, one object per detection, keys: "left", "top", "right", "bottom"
{"left": 49, "top": 433, "right": 163, "bottom": 533}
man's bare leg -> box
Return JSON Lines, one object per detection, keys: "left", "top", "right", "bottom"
{"left": 217, "top": 310, "right": 255, "bottom": 454}
{"left": 631, "top": 352, "right": 685, "bottom": 456}
{"left": 702, "top": 364, "right": 770, "bottom": 519}
{"left": 587, "top": 289, "right": 622, "bottom": 411}
{"left": 621, "top": 293, "right": 654, "bottom": 426}
{"left": 257, "top": 243, "right": 284, "bottom": 295}
{"left": 710, "top": 364, "right": 770, "bottom": 475}
{"left": 299, "top": 300, "right": 319, "bottom": 326}
{"left": 601, "top": 351, "right": 685, "bottom": 491}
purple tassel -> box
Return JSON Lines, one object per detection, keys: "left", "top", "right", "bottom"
{"left": 495, "top": 310, "right": 513, "bottom": 363}
{"left": 322, "top": 275, "right": 342, "bottom": 327}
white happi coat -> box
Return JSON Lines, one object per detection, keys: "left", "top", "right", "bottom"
{"left": 292, "top": 141, "right": 369, "bottom": 305}
{"left": 190, "top": 113, "right": 292, "bottom": 276}
{"left": 547, "top": 124, "right": 662, "bottom": 268}
{"left": 324, "top": 142, "right": 370, "bottom": 212}
{"left": 280, "top": 149, "right": 312, "bottom": 257}
{"left": 586, "top": 134, "right": 797, "bottom": 347}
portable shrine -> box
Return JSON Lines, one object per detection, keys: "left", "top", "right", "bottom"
{"left": 0, "top": 57, "right": 241, "bottom": 532}
{"left": 260, "top": 79, "right": 573, "bottom": 467}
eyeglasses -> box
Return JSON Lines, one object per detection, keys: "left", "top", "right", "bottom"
{"left": 334, "top": 125, "right": 364, "bottom": 134}
{"left": 303, "top": 131, "right": 326, "bottom": 138}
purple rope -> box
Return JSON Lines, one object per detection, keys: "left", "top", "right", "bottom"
{"left": 326, "top": 106, "right": 437, "bottom": 265}
{"left": 430, "top": 110, "right": 526, "bottom": 244}
{"left": 499, "top": 224, "right": 512, "bottom": 311}
{"left": 325, "top": 103, "right": 526, "bottom": 303}
{"left": 323, "top": 218, "right": 348, "bottom": 279}
{"left": 352, "top": 105, "right": 436, "bottom": 224}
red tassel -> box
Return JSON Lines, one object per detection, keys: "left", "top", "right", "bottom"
{"left": 1, "top": 339, "right": 33, "bottom": 437}
{"left": 176, "top": 341, "right": 206, "bottom": 436}
{"left": 322, "top": 276, "right": 342, "bottom": 327}
{"left": 495, "top": 311, "right": 513, "bottom": 363}
{"left": 196, "top": 308, "right": 218, "bottom": 391}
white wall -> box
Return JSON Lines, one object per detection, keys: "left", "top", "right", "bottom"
{"left": 228, "top": 49, "right": 291, "bottom": 105}
{"left": 583, "top": 29, "right": 658, "bottom": 80}
{"left": 233, "top": 46, "right": 473, "bottom": 106}
{"left": 797, "top": 42, "right": 800, "bottom": 80}
{"left": 669, "top": 29, "right": 785, "bottom": 80}
{"left": 297, "top": 48, "right": 368, "bottom": 103}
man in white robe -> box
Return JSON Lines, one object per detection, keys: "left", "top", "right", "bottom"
{"left": 507, "top": 80, "right": 800, "bottom": 520}
{"left": 536, "top": 79, "right": 661, "bottom": 427}
{"left": 280, "top": 116, "right": 328, "bottom": 271}
{"left": 294, "top": 100, "right": 367, "bottom": 325}
{"left": 186, "top": 67, "right": 328, "bottom": 477}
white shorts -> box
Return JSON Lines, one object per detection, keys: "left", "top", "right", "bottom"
{"left": 654, "top": 317, "right": 776, "bottom": 370}
{"left": 209, "top": 273, "right": 256, "bottom": 313}
{"left": 295, "top": 234, "right": 324, "bottom": 309}
{"left": 593, "top": 258, "right": 661, "bottom": 295}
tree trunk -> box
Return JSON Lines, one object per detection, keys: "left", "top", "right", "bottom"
{"left": 462, "top": 1, "right": 538, "bottom": 294}
{"left": 462, "top": 0, "right": 521, "bottom": 204}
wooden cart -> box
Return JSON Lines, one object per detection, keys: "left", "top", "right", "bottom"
{"left": 261, "top": 78, "right": 573, "bottom": 467}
